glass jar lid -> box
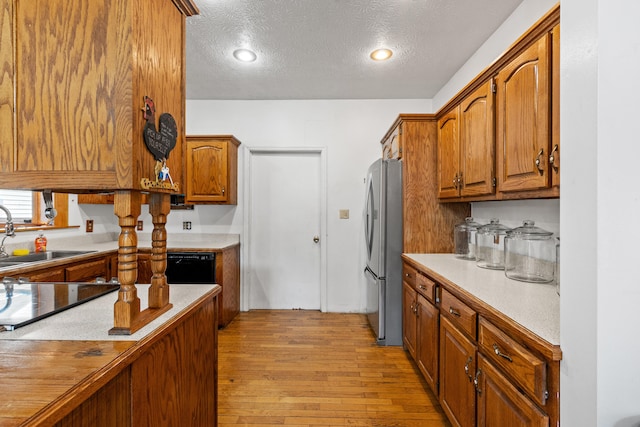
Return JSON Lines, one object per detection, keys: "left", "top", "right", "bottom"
{"left": 455, "top": 217, "right": 481, "bottom": 231}
{"left": 506, "top": 220, "right": 553, "bottom": 238}
{"left": 477, "top": 218, "right": 510, "bottom": 235}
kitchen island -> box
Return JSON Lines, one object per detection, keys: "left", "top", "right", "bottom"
{"left": 0, "top": 284, "right": 220, "bottom": 426}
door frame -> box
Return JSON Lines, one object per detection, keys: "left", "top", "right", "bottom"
{"left": 242, "top": 146, "right": 328, "bottom": 312}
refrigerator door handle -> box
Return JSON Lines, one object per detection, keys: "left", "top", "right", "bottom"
{"left": 364, "top": 178, "right": 375, "bottom": 260}
{"left": 364, "top": 266, "right": 377, "bottom": 281}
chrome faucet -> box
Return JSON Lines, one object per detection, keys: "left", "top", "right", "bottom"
{"left": 0, "top": 204, "right": 15, "bottom": 258}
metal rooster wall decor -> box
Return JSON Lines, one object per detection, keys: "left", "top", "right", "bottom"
{"left": 140, "top": 95, "right": 180, "bottom": 191}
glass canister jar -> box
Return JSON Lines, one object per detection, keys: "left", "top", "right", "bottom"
{"left": 475, "top": 218, "right": 511, "bottom": 270}
{"left": 504, "top": 220, "right": 556, "bottom": 283}
{"left": 454, "top": 217, "right": 481, "bottom": 260}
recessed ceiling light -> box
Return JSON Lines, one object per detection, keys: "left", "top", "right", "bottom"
{"left": 233, "top": 49, "right": 257, "bottom": 62}
{"left": 370, "top": 48, "right": 393, "bottom": 61}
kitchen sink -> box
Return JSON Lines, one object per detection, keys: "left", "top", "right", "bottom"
{"left": 0, "top": 250, "right": 96, "bottom": 266}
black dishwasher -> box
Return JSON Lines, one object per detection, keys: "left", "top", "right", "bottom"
{"left": 166, "top": 252, "right": 216, "bottom": 284}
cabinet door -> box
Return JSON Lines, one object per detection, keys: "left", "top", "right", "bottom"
{"left": 416, "top": 294, "right": 439, "bottom": 395}
{"left": 186, "top": 140, "right": 229, "bottom": 203}
{"left": 137, "top": 252, "right": 153, "bottom": 284}
{"left": 496, "top": 34, "right": 550, "bottom": 192}
{"left": 460, "top": 80, "right": 495, "bottom": 197}
{"left": 440, "top": 316, "right": 476, "bottom": 427}
{"left": 550, "top": 24, "right": 560, "bottom": 189}
{"left": 402, "top": 281, "right": 417, "bottom": 359}
{"left": 477, "top": 355, "right": 549, "bottom": 427}
{"left": 437, "top": 108, "right": 461, "bottom": 198}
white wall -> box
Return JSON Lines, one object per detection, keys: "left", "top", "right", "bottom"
{"left": 185, "top": 99, "right": 431, "bottom": 312}
{"left": 433, "top": 0, "right": 559, "bottom": 110}
{"left": 562, "top": 0, "right": 640, "bottom": 425}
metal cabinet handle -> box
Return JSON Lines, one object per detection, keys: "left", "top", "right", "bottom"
{"left": 453, "top": 173, "right": 459, "bottom": 189}
{"left": 458, "top": 172, "right": 463, "bottom": 188}
{"left": 474, "top": 369, "right": 482, "bottom": 395}
{"left": 464, "top": 356, "right": 473, "bottom": 381}
{"left": 549, "top": 144, "right": 559, "bottom": 171}
{"left": 313, "top": 236, "right": 320, "bottom": 243}
{"left": 492, "top": 343, "right": 513, "bottom": 362}
{"left": 222, "top": 187, "right": 225, "bottom": 195}
{"left": 449, "top": 307, "right": 461, "bottom": 317}
{"left": 534, "top": 149, "right": 545, "bottom": 175}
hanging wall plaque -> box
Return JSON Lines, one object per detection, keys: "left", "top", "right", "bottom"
{"left": 140, "top": 96, "right": 179, "bottom": 191}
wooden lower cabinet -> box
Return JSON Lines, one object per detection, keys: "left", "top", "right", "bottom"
{"left": 401, "top": 259, "right": 560, "bottom": 427}
{"left": 402, "top": 281, "right": 418, "bottom": 359}
{"left": 26, "top": 267, "right": 66, "bottom": 282}
{"left": 137, "top": 252, "right": 153, "bottom": 284}
{"left": 51, "top": 289, "right": 219, "bottom": 427}
{"left": 477, "top": 354, "right": 549, "bottom": 427}
{"left": 440, "top": 315, "right": 477, "bottom": 427}
{"left": 216, "top": 244, "right": 240, "bottom": 327}
{"left": 416, "top": 293, "right": 439, "bottom": 394}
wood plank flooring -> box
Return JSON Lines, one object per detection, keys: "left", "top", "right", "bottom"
{"left": 218, "top": 310, "right": 450, "bottom": 426}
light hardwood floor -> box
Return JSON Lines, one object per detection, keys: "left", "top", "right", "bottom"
{"left": 218, "top": 310, "right": 450, "bottom": 426}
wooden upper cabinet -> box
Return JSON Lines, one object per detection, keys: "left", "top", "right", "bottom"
{"left": 550, "top": 24, "right": 560, "bottom": 189}
{"left": 460, "top": 80, "right": 495, "bottom": 197}
{"left": 382, "top": 124, "right": 402, "bottom": 160}
{"left": 0, "top": 0, "right": 198, "bottom": 193}
{"left": 438, "top": 80, "right": 496, "bottom": 200}
{"left": 495, "top": 33, "right": 551, "bottom": 193}
{"left": 437, "top": 108, "right": 460, "bottom": 199}
{"left": 185, "top": 135, "right": 241, "bottom": 205}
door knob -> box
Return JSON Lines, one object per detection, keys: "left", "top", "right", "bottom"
{"left": 313, "top": 236, "right": 320, "bottom": 243}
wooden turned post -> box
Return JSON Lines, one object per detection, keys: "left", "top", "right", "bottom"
{"left": 112, "top": 190, "right": 142, "bottom": 329}
{"left": 148, "top": 192, "right": 170, "bottom": 308}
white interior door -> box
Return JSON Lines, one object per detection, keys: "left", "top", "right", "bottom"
{"left": 246, "top": 149, "right": 325, "bottom": 310}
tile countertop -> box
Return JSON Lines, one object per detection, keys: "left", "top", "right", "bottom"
{"left": 403, "top": 253, "right": 559, "bottom": 346}
{"left": 0, "top": 284, "right": 219, "bottom": 341}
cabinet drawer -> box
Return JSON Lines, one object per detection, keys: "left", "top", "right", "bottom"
{"left": 478, "top": 317, "right": 547, "bottom": 406}
{"left": 415, "top": 273, "right": 436, "bottom": 303}
{"left": 402, "top": 264, "right": 417, "bottom": 288}
{"left": 440, "top": 288, "right": 476, "bottom": 339}
{"left": 66, "top": 259, "right": 107, "bottom": 282}
{"left": 29, "top": 268, "right": 65, "bottom": 282}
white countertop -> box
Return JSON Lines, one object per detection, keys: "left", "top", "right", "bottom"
{"left": 404, "top": 253, "right": 559, "bottom": 346}
{"left": 0, "top": 284, "right": 219, "bottom": 341}
{"left": 45, "top": 232, "right": 240, "bottom": 253}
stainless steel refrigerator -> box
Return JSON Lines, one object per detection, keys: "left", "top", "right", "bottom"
{"left": 363, "top": 158, "right": 403, "bottom": 346}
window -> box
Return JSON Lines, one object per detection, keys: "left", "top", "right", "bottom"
{"left": 0, "top": 190, "right": 69, "bottom": 229}
{"left": 0, "top": 190, "right": 33, "bottom": 222}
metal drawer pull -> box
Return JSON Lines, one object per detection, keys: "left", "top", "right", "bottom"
{"left": 474, "top": 369, "right": 482, "bottom": 395}
{"left": 464, "top": 356, "right": 473, "bottom": 381}
{"left": 449, "top": 307, "right": 461, "bottom": 317}
{"left": 418, "top": 284, "right": 426, "bottom": 290}
{"left": 492, "top": 343, "right": 513, "bottom": 362}
{"left": 535, "top": 149, "right": 545, "bottom": 175}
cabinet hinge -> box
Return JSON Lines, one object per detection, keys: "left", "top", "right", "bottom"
{"left": 492, "top": 177, "right": 497, "bottom": 187}
{"left": 491, "top": 78, "right": 497, "bottom": 94}
{"left": 544, "top": 390, "right": 549, "bottom": 400}
{"left": 399, "top": 125, "right": 403, "bottom": 135}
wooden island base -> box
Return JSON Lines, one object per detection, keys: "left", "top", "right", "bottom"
{"left": 0, "top": 287, "right": 220, "bottom": 427}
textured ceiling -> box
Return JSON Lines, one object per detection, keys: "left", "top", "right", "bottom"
{"left": 186, "top": 0, "right": 525, "bottom": 100}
